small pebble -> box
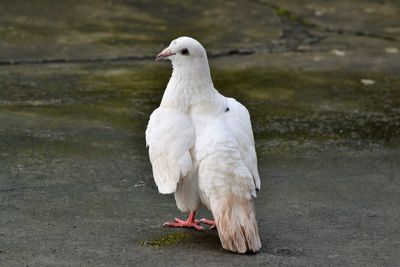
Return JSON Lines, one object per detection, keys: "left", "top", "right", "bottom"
{"left": 385, "top": 47, "right": 398, "bottom": 54}
{"left": 331, "top": 49, "right": 346, "bottom": 56}
{"left": 328, "top": 254, "right": 340, "bottom": 259}
{"left": 361, "top": 79, "right": 376, "bottom": 86}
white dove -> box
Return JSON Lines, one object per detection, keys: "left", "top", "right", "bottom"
{"left": 145, "top": 37, "right": 261, "bottom": 253}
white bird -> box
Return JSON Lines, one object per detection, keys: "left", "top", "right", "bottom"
{"left": 145, "top": 37, "right": 261, "bottom": 253}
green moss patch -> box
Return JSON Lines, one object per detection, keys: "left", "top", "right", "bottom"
{"left": 139, "top": 232, "right": 190, "bottom": 247}
{"left": 275, "top": 7, "right": 312, "bottom": 27}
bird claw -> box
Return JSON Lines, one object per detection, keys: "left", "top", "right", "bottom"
{"left": 195, "top": 218, "right": 216, "bottom": 229}
{"left": 163, "top": 219, "right": 204, "bottom": 231}
{"left": 174, "top": 217, "right": 187, "bottom": 224}
{"left": 163, "top": 212, "right": 204, "bottom": 230}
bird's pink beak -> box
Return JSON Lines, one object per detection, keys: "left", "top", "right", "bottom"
{"left": 156, "top": 47, "right": 176, "bottom": 61}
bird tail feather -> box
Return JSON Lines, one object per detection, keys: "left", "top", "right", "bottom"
{"left": 212, "top": 197, "right": 261, "bottom": 253}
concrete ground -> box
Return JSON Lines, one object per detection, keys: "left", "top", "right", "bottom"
{"left": 0, "top": 1, "right": 399, "bottom": 266}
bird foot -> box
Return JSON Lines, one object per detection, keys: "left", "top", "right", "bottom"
{"left": 163, "top": 212, "right": 204, "bottom": 231}
{"left": 196, "top": 218, "right": 216, "bottom": 229}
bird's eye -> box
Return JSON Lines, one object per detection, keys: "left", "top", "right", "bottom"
{"left": 181, "top": 48, "right": 189, "bottom": 55}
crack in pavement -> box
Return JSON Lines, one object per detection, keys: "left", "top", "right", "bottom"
{"left": 249, "top": 0, "right": 400, "bottom": 44}
{"left": 321, "top": 27, "right": 399, "bottom": 42}
{"left": 0, "top": 55, "right": 154, "bottom": 66}
{"left": 0, "top": 50, "right": 256, "bottom": 66}
{"left": 0, "top": 1, "right": 398, "bottom": 67}
{"left": 249, "top": 0, "right": 399, "bottom": 43}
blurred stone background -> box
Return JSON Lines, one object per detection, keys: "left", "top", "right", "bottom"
{"left": 0, "top": 1, "right": 399, "bottom": 266}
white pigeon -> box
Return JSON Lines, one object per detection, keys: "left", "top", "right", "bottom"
{"left": 145, "top": 36, "right": 261, "bottom": 253}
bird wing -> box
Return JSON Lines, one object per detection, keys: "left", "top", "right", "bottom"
{"left": 225, "top": 98, "right": 261, "bottom": 190}
{"left": 145, "top": 107, "right": 195, "bottom": 194}
{"left": 195, "top": 116, "right": 261, "bottom": 253}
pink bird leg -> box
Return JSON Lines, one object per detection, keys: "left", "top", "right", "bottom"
{"left": 163, "top": 211, "right": 204, "bottom": 231}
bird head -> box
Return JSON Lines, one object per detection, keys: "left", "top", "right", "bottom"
{"left": 156, "top": 37, "right": 207, "bottom": 64}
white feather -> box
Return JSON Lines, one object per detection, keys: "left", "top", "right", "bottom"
{"left": 225, "top": 98, "right": 261, "bottom": 190}
{"left": 146, "top": 36, "right": 261, "bottom": 253}
{"left": 145, "top": 107, "right": 194, "bottom": 194}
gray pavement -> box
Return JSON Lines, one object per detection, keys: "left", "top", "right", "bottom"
{"left": 0, "top": 1, "right": 399, "bottom": 266}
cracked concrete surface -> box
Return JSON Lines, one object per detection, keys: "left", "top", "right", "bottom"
{"left": 0, "top": 1, "right": 399, "bottom": 266}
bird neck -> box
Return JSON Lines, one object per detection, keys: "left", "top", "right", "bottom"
{"left": 161, "top": 59, "right": 219, "bottom": 111}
